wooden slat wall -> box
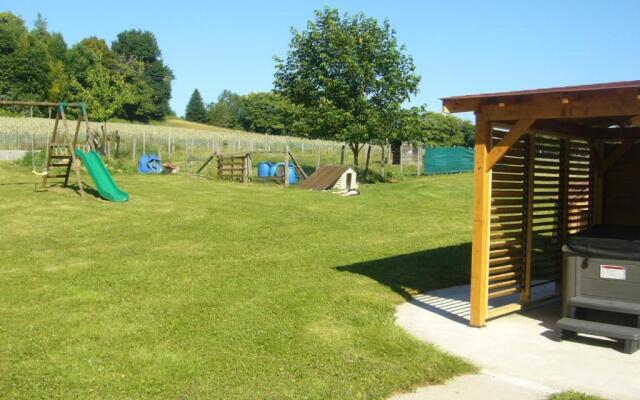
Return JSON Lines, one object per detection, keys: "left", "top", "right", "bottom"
{"left": 604, "top": 144, "right": 640, "bottom": 225}
{"left": 529, "top": 135, "right": 563, "bottom": 285}
{"left": 567, "top": 139, "right": 593, "bottom": 234}
{"left": 488, "top": 129, "right": 527, "bottom": 300}
{"left": 485, "top": 133, "right": 594, "bottom": 313}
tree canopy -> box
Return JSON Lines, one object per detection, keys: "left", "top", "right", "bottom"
{"left": 112, "top": 29, "right": 174, "bottom": 121}
{"left": 274, "top": 7, "right": 420, "bottom": 166}
{"left": 70, "top": 49, "right": 136, "bottom": 124}
{"left": 0, "top": 10, "right": 474, "bottom": 151}
{"left": 0, "top": 12, "right": 51, "bottom": 103}
{"left": 185, "top": 89, "right": 207, "bottom": 123}
{"left": 402, "top": 106, "right": 475, "bottom": 147}
{"left": 0, "top": 12, "right": 173, "bottom": 122}
{"left": 206, "top": 90, "right": 243, "bottom": 129}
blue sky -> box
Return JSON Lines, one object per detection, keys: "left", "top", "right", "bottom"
{"left": 4, "top": 1, "right": 640, "bottom": 119}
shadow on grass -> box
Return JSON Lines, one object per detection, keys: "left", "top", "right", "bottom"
{"left": 0, "top": 180, "right": 101, "bottom": 201}
{"left": 72, "top": 182, "right": 103, "bottom": 200}
{"left": 0, "top": 182, "right": 36, "bottom": 186}
{"left": 336, "top": 243, "right": 472, "bottom": 324}
{"left": 42, "top": 182, "right": 104, "bottom": 200}
{"left": 336, "top": 243, "right": 471, "bottom": 301}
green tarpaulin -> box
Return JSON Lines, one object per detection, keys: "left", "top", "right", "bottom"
{"left": 424, "top": 147, "right": 474, "bottom": 175}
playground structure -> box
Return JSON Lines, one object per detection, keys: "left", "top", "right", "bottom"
{"left": 218, "top": 153, "right": 252, "bottom": 183}
{"left": 195, "top": 144, "right": 308, "bottom": 185}
{"left": 194, "top": 151, "right": 252, "bottom": 182}
{"left": 0, "top": 100, "right": 128, "bottom": 202}
{"left": 0, "top": 100, "right": 88, "bottom": 195}
{"left": 75, "top": 148, "right": 129, "bottom": 202}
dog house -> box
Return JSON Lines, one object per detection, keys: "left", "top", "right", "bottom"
{"left": 298, "top": 165, "right": 358, "bottom": 191}
{"left": 441, "top": 81, "right": 640, "bottom": 329}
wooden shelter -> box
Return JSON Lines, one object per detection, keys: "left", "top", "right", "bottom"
{"left": 441, "top": 80, "right": 640, "bottom": 327}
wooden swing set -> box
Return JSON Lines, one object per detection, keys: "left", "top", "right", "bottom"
{"left": 0, "top": 100, "right": 92, "bottom": 196}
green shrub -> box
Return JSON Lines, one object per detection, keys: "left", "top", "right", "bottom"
{"left": 18, "top": 149, "right": 46, "bottom": 169}
{"left": 547, "top": 391, "right": 607, "bottom": 400}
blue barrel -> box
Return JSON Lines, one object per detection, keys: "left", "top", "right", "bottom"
{"left": 274, "top": 163, "right": 297, "bottom": 184}
{"left": 257, "top": 161, "right": 271, "bottom": 177}
{"left": 269, "top": 163, "right": 279, "bottom": 177}
{"left": 289, "top": 165, "right": 298, "bottom": 184}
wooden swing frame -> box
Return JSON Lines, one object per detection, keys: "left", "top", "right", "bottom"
{"left": 0, "top": 100, "right": 92, "bottom": 196}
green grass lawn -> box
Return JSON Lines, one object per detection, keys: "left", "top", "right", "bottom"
{"left": 548, "top": 391, "right": 608, "bottom": 400}
{"left": 0, "top": 162, "right": 475, "bottom": 399}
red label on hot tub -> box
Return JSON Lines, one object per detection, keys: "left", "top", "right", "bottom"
{"left": 600, "top": 264, "right": 627, "bottom": 280}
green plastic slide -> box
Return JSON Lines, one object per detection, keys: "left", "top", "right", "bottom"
{"left": 75, "top": 149, "right": 129, "bottom": 202}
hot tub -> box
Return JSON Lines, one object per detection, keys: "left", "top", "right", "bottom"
{"left": 557, "top": 225, "right": 640, "bottom": 353}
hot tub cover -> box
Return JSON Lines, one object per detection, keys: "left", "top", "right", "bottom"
{"left": 566, "top": 225, "right": 640, "bottom": 260}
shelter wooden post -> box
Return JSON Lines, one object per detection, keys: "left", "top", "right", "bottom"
{"left": 521, "top": 134, "right": 536, "bottom": 306}
{"left": 470, "top": 112, "right": 492, "bottom": 327}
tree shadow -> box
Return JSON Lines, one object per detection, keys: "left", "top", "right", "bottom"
{"left": 336, "top": 243, "right": 472, "bottom": 301}
{"left": 74, "top": 183, "right": 103, "bottom": 200}
{"left": 51, "top": 182, "right": 103, "bottom": 200}
{"left": 336, "top": 243, "right": 472, "bottom": 324}
{"left": 0, "top": 182, "right": 37, "bottom": 186}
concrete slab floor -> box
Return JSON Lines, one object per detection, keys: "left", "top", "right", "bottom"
{"left": 393, "top": 285, "right": 639, "bottom": 400}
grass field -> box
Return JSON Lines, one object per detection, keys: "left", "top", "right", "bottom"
{"left": 548, "top": 391, "right": 608, "bottom": 400}
{"left": 0, "top": 162, "right": 475, "bottom": 399}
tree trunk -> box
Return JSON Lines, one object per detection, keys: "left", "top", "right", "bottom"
{"left": 114, "top": 131, "right": 120, "bottom": 158}
{"left": 363, "top": 144, "right": 372, "bottom": 182}
{"left": 349, "top": 143, "right": 361, "bottom": 169}
{"left": 380, "top": 144, "right": 386, "bottom": 180}
{"left": 101, "top": 122, "right": 109, "bottom": 156}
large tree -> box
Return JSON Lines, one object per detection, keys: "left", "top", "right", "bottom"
{"left": 65, "top": 37, "right": 118, "bottom": 87}
{"left": 185, "top": 89, "right": 206, "bottom": 123}
{"left": 0, "top": 12, "right": 51, "bottom": 102}
{"left": 70, "top": 49, "right": 135, "bottom": 139}
{"left": 240, "top": 92, "right": 299, "bottom": 135}
{"left": 401, "top": 106, "right": 475, "bottom": 147}
{"left": 30, "top": 13, "right": 69, "bottom": 101}
{"left": 274, "top": 7, "right": 420, "bottom": 167}
{"left": 112, "top": 29, "right": 174, "bottom": 121}
{"left": 206, "top": 90, "right": 243, "bottom": 128}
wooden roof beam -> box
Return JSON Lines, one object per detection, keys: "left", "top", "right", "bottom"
{"left": 482, "top": 91, "right": 640, "bottom": 121}
{"left": 485, "top": 118, "right": 535, "bottom": 171}
{"left": 442, "top": 81, "right": 640, "bottom": 114}
{"left": 499, "top": 120, "right": 640, "bottom": 141}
